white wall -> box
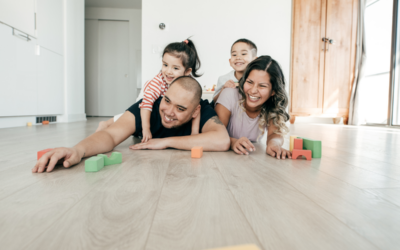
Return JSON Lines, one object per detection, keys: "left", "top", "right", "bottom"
{"left": 58, "top": 0, "right": 86, "bottom": 123}
{"left": 142, "top": 0, "right": 292, "bottom": 90}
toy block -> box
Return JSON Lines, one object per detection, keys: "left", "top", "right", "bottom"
{"left": 85, "top": 156, "right": 104, "bottom": 172}
{"left": 297, "top": 137, "right": 321, "bottom": 158}
{"left": 292, "top": 149, "right": 312, "bottom": 161}
{"left": 290, "top": 135, "right": 298, "bottom": 151}
{"left": 37, "top": 148, "right": 53, "bottom": 160}
{"left": 293, "top": 138, "right": 303, "bottom": 150}
{"left": 97, "top": 152, "right": 122, "bottom": 166}
{"left": 207, "top": 244, "right": 260, "bottom": 250}
{"left": 27, "top": 122, "right": 32, "bottom": 127}
{"left": 191, "top": 146, "right": 203, "bottom": 158}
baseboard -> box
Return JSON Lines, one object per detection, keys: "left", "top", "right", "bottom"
{"left": 0, "top": 116, "right": 38, "bottom": 129}
{"left": 57, "top": 113, "right": 87, "bottom": 123}
{"left": 0, "top": 113, "right": 87, "bottom": 129}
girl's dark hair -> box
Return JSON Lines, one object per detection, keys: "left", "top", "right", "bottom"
{"left": 162, "top": 39, "right": 202, "bottom": 77}
{"left": 238, "top": 55, "right": 290, "bottom": 136}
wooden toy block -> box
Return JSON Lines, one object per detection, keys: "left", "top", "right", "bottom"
{"left": 292, "top": 149, "right": 312, "bottom": 161}
{"left": 293, "top": 138, "right": 303, "bottom": 150}
{"left": 85, "top": 156, "right": 104, "bottom": 172}
{"left": 27, "top": 122, "right": 32, "bottom": 127}
{"left": 191, "top": 146, "right": 203, "bottom": 158}
{"left": 37, "top": 148, "right": 53, "bottom": 160}
{"left": 97, "top": 152, "right": 122, "bottom": 166}
{"left": 290, "top": 135, "right": 298, "bottom": 151}
{"left": 207, "top": 244, "right": 260, "bottom": 250}
{"left": 42, "top": 120, "right": 49, "bottom": 125}
{"left": 297, "top": 137, "right": 322, "bottom": 158}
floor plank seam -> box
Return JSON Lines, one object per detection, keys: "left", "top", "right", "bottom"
{"left": 142, "top": 151, "right": 173, "bottom": 250}
{"left": 363, "top": 189, "right": 400, "bottom": 209}
{"left": 209, "top": 153, "right": 266, "bottom": 250}
{"left": 321, "top": 154, "right": 400, "bottom": 182}
{"left": 249, "top": 156, "right": 382, "bottom": 250}
{"left": 19, "top": 164, "right": 123, "bottom": 249}
{"left": 0, "top": 179, "right": 39, "bottom": 202}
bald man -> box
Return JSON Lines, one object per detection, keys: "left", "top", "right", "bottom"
{"left": 33, "top": 76, "right": 230, "bottom": 173}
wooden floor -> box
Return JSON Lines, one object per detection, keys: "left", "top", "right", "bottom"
{"left": 1, "top": 118, "right": 400, "bottom": 250}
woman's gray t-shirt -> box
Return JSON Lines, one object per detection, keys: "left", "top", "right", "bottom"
{"left": 216, "top": 88, "right": 266, "bottom": 142}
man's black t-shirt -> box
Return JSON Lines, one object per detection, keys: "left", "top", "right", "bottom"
{"left": 127, "top": 98, "right": 217, "bottom": 138}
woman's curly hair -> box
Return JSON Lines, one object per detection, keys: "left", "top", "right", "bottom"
{"left": 238, "top": 55, "right": 290, "bottom": 137}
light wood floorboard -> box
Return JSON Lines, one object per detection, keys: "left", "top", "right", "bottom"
{"left": 1, "top": 120, "right": 400, "bottom": 249}
{"left": 145, "top": 151, "right": 262, "bottom": 250}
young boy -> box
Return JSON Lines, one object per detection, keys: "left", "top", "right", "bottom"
{"left": 212, "top": 39, "right": 258, "bottom": 103}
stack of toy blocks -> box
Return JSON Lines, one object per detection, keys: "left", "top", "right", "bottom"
{"left": 290, "top": 136, "right": 321, "bottom": 161}
{"left": 85, "top": 152, "right": 122, "bottom": 172}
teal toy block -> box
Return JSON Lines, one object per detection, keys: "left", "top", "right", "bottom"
{"left": 85, "top": 156, "right": 104, "bottom": 172}
{"left": 298, "top": 137, "right": 321, "bottom": 158}
{"left": 97, "top": 152, "right": 122, "bottom": 166}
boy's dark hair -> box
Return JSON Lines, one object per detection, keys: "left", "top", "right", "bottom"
{"left": 231, "top": 38, "right": 258, "bottom": 56}
{"left": 162, "top": 39, "right": 202, "bottom": 77}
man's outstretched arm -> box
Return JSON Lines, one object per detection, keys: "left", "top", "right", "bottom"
{"left": 130, "top": 116, "right": 230, "bottom": 152}
{"left": 32, "top": 111, "right": 136, "bottom": 173}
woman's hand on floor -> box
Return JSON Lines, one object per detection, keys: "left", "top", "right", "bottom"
{"left": 231, "top": 137, "right": 255, "bottom": 155}
{"left": 32, "top": 147, "right": 83, "bottom": 173}
{"left": 266, "top": 141, "right": 291, "bottom": 159}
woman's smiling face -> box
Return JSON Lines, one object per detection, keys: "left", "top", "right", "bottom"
{"left": 243, "top": 69, "right": 275, "bottom": 111}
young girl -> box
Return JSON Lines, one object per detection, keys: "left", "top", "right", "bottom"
{"left": 215, "top": 56, "right": 291, "bottom": 159}
{"left": 96, "top": 39, "right": 202, "bottom": 142}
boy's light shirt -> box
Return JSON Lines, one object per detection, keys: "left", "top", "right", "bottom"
{"left": 212, "top": 70, "right": 239, "bottom": 99}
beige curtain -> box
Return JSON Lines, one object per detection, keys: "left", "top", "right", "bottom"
{"left": 348, "top": 0, "right": 367, "bottom": 125}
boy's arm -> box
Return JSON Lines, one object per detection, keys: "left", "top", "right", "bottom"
{"left": 130, "top": 116, "right": 230, "bottom": 152}
{"left": 32, "top": 111, "right": 137, "bottom": 173}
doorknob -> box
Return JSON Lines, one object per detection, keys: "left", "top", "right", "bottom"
{"left": 329, "top": 39, "right": 335, "bottom": 44}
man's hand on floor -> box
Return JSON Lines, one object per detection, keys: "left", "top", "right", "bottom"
{"left": 129, "top": 138, "right": 169, "bottom": 150}
{"left": 32, "top": 147, "right": 84, "bottom": 173}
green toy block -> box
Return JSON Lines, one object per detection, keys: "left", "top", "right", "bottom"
{"left": 85, "top": 156, "right": 104, "bottom": 172}
{"left": 298, "top": 137, "right": 321, "bottom": 158}
{"left": 97, "top": 152, "right": 122, "bottom": 166}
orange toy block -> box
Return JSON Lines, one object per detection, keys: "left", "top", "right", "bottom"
{"left": 37, "top": 148, "right": 53, "bottom": 160}
{"left": 42, "top": 120, "right": 49, "bottom": 125}
{"left": 292, "top": 149, "right": 312, "bottom": 161}
{"left": 293, "top": 138, "right": 303, "bottom": 150}
{"left": 191, "top": 146, "right": 203, "bottom": 158}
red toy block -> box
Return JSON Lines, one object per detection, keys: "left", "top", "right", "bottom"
{"left": 293, "top": 138, "right": 303, "bottom": 150}
{"left": 191, "top": 146, "right": 203, "bottom": 158}
{"left": 292, "top": 149, "right": 312, "bottom": 161}
{"left": 42, "top": 121, "right": 49, "bottom": 125}
{"left": 37, "top": 148, "right": 53, "bottom": 160}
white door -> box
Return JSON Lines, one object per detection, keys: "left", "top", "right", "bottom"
{"left": 85, "top": 19, "right": 130, "bottom": 116}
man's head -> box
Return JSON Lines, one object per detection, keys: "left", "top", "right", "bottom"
{"left": 229, "top": 38, "right": 258, "bottom": 73}
{"left": 159, "top": 76, "right": 202, "bottom": 129}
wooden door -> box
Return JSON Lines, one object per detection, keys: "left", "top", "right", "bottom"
{"left": 290, "top": 0, "right": 327, "bottom": 116}
{"left": 323, "top": 0, "right": 358, "bottom": 119}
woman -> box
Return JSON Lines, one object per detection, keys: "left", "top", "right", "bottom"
{"left": 215, "top": 56, "right": 291, "bottom": 159}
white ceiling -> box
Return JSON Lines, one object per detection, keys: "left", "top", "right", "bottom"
{"left": 85, "top": 0, "right": 141, "bottom": 9}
